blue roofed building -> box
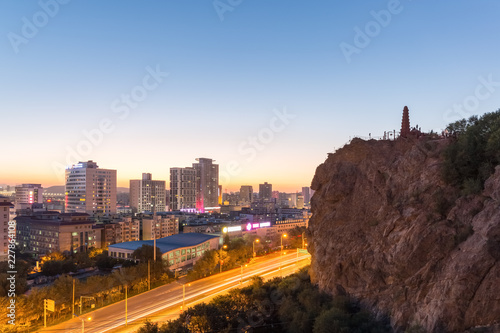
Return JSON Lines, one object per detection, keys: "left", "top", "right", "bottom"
{"left": 108, "top": 233, "right": 220, "bottom": 270}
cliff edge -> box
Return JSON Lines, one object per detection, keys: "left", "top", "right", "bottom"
{"left": 309, "top": 137, "right": 500, "bottom": 332}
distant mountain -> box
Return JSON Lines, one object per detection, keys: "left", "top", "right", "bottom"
{"left": 43, "top": 186, "right": 129, "bottom": 193}
{"left": 44, "top": 186, "right": 65, "bottom": 194}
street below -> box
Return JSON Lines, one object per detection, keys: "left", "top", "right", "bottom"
{"left": 40, "top": 251, "right": 311, "bottom": 333}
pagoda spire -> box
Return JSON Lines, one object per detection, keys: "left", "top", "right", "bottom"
{"left": 400, "top": 106, "right": 410, "bottom": 138}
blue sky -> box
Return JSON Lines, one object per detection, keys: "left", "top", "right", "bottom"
{"left": 1, "top": 0, "right": 500, "bottom": 191}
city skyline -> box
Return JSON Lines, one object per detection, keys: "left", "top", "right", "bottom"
{"left": 0, "top": 158, "right": 312, "bottom": 193}
{"left": 2, "top": 1, "right": 500, "bottom": 191}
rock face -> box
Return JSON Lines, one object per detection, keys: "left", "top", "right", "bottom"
{"left": 309, "top": 138, "right": 500, "bottom": 332}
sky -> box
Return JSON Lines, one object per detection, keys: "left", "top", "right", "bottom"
{"left": 1, "top": 0, "right": 500, "bottom": 192}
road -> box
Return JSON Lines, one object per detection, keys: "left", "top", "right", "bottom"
{"left": 40, "top": 251, "right": 311, "bottom": 333}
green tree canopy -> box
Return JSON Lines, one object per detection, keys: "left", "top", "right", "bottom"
{"left": 132, "top": 244, "right": 163, "bottom": 263}
{"left": 443, "top": 110, "right": 500, "bottom": 194}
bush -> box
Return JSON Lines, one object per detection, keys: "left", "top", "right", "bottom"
{"left": 443, "top": 110, "right": 500, "bottom": 194}
{"left": 142, "top": 267, "right": 391, "bottom": 333}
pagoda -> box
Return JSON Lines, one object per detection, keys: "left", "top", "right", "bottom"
{"left": 400, "top": 106, "right": 410, "bottom": 138}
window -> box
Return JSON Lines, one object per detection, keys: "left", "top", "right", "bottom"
{"left": 181, "top": 249, "right": 186, "bottom": 255}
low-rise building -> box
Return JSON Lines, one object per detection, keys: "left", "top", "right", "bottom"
{"left": 16, "top": 212, "right": 95, "bottom": 255}
{"left": 142, "top": 215, "right": 179, "bottom": 240}
{"left": 15, "top": 184, "right": 43, "bottom": 211}
{"left": 108, "top": 233, "right": 220, "bottom": 270}
{"left": 274, "top": 218, "right": 308, "bottom": 233}
{"left": 94, "top": 217, "right": 140, "bottom": 248}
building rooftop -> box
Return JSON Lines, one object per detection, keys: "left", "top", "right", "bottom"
{"left": 109, "top": 233, "right": 219, "bottom": 254}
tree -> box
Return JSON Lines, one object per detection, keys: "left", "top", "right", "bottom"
{"left": 96, "top": 252, "right": 117, "bottom": 272}
{"left": 132, "top": 244, "right": 163, "bottom": 263}
{"left": 443, "top": 110, "right": 500, "bottom": 194}
{"left": 40, "top": 251, "right": 65, "bottom": 264}
{"left": 187, "top": 250, "right": 218, "bottom": 280}
{"left": 288, "top": 226, "right": 307, "bottom": 249}
{"left": 41, "top": 260, "right": 63, "bottom": 276}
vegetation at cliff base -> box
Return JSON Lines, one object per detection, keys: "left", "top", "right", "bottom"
{"left": 137, "top": 267, "right": 391, "bottom": 333}
{"left": 443, "top": 110, "right": 500, "bottom": 194}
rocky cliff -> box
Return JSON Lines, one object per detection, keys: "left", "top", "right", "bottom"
{"left": 309, "top": 137, "right": 500, "bottom": 332}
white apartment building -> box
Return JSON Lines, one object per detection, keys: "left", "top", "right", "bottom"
{"left": 130, "top": 173, "right": 166, "bottom": 214}
{"left": 65, "top": 161, "right": 117, "bottom": 215}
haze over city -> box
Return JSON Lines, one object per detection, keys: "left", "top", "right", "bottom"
{"left": 2, "top": 1, "right": 500, "bottom": 191}
{"left": 3, "top": 1, "right": 500, "bottom": 332}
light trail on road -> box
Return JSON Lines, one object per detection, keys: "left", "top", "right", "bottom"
{"left": 40, "top": 251, "right": 311, "bottom": 333}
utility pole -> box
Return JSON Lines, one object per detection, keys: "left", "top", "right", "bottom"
{"left": 253, "top": 239, "right": 259, "bottom": 258}
{"left": 153, "top": 201, "right": 157, "bottom": 262}
{"left": 302, "top": 231, "right": 305, "bottom": 249}
{"left": 219, "top": 244, "right": 227, "bottom": 273}
{"left": 125, "top": 285, "right": 128, "bottom": 326}
{"left": 44, "top": 299, "right": 46, "bottom": 328}
{"left": 148, "top": 260, "right": 151, "bottom": 291}
{"left": 280, "top": 234, "right": 287, "bottom": 275}
{"left": 72, "top": 278, "right": 75, "bottom": 317}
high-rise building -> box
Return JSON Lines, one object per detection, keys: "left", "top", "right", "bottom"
{"left": 239, "top": 185, "right": 253, "bottom": 206}
{"left": 170, "top": 167, "right": 196, "bottom": 211}
{"left": 65, "top": 161, "right": 117, "bottom": 215}
{"left": 296, "top": 194, "right": 304, "bottom": 209}
{"left": 302, "top": 187, "right": 311, "bottom": 205}
{"left": 218, "top": 185, "right": 223, "bottom": 205}
{"left": 0, "top": 196, "right": 14, "bottom": 261}
{"left": 193, "top": 158, "right": 219, "bottom": 211}
{"left": 130, "top": 173, "right": 166, "bottom": 214}
{"left": 259, "top": 182, "right": 272, "bottom": 201}
{"left": 14, "top": 184, "right": 43, "bottom": 211}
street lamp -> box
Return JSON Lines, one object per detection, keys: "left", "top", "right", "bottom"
{"left": 79, "top": 316, "right": 91, "bottom": 333}
{"left": 182, "top": 283, "right": 191, "bottom": 309}
{"left": 280, "top": 234, "right": 287, "bottom": 273}
{"left": 219, "top": 244, "right": 228, "bottom": 273}
{"left": 253, "top": 239, "right": 259, "bottom": 258}
{"left": 240, "top": 264, "right": 248, "bottom": 284}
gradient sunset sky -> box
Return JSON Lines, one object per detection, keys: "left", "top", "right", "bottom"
{"left": 1, "top": 0, "right": 500, "bottom": 192}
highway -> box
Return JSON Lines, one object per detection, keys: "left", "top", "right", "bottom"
{"left": 40, "top": 251, "right": 311, "bottom": 333}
